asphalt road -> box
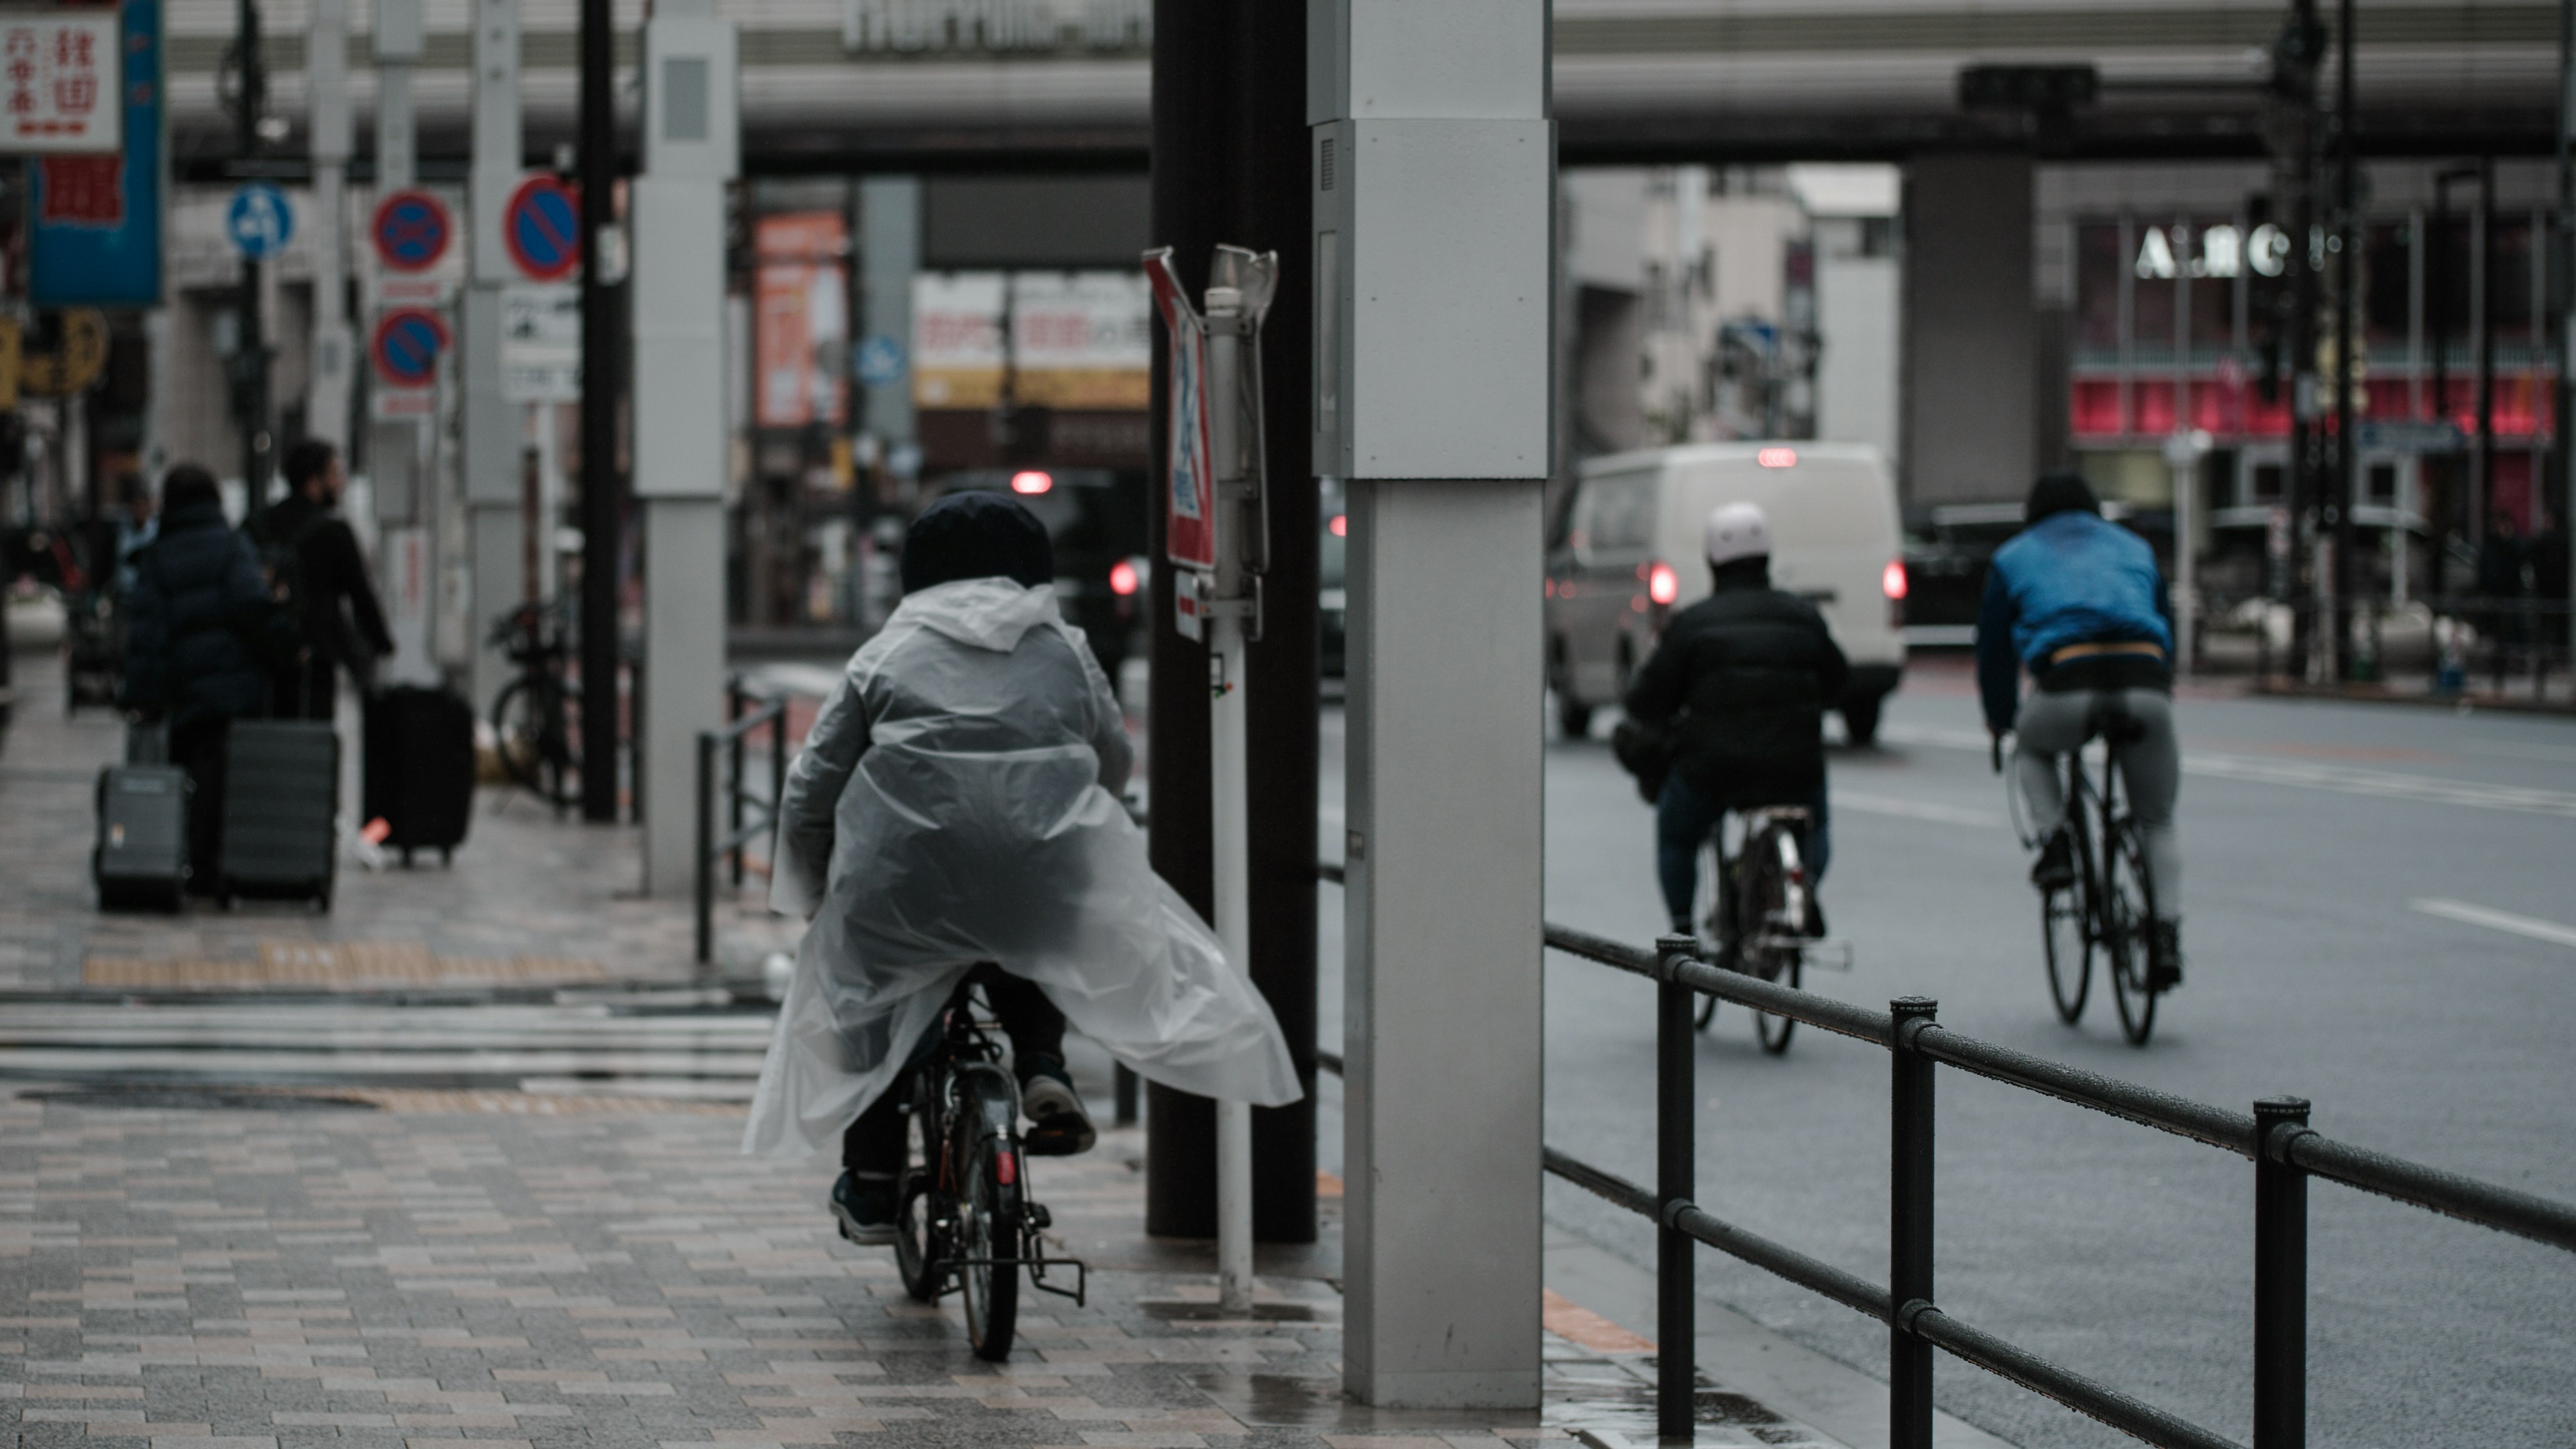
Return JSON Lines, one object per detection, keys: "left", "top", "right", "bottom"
{"left": 1317, "top": 659, "right": 2576, "bottom": 1449}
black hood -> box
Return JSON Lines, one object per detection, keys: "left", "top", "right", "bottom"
{"left": 902, "top": 491, "right": 1055, "bottom": 594}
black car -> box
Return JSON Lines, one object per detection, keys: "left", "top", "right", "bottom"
{"left": 920, "top": 468, "right": 1148, "bottom": 682}
{"left": 1902, "top": 500, "right": 2174, "bottom": 648}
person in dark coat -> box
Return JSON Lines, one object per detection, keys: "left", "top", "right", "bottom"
{"left": 1624, "top": 501, "right": 1848, "bottom": 937}
{"left": 252, "top": 439, "right": 392, "bottom": 720}
{"left": 121, "top": 465, "right": 283, "bottom": 892}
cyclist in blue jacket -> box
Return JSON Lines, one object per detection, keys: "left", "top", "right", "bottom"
{"left": 1977, "top": 472, "right": 2184, "bottom": 989}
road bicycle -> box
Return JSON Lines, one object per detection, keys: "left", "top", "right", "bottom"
{"left": 1691, "top": 804, "right": 1830, "bottom": 1055}
{"left": 488, "top": 601, "right": 581, "bottom": 811}
{"left": 877, "top": 975, "right": 1087, "bottom": 1360}
{"left": 2002, "top": 716, "right": 2163, "bottom": 1046}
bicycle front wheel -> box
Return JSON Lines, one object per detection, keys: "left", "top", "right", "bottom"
{"left": 2102, "top": 821, "right": 2158, "bottom": 1046}
{"left": 892, "top": 1092, "right": 942, "bottom": 1304}
{"left": 490, "top": 679, "right": 580, "bottom": 806}
{"left": 957, "top": 1114, "right": 1020, "bottom": 1360}
{"left": 2041, "top": 870, "right": 2091, "bottom": 1025}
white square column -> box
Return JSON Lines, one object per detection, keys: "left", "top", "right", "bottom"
{"left": 631, "top": 1, "right": 738, "bottom": 895}
{"left": 463, "top": 0, "right": 523, "bottom": 710}
{"left": 1316, "top": 0, "right": 1553, "bottom": 1410}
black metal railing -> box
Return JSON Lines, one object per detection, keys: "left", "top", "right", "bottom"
{"left": 694, "top": 678, "right": 792, "bottom": 967}
{"left": 2218, "top": 592, "right": 2576, "bottom": 705}
{"left": 1313, "top": 861, "right": 2576, "bottom": 1448}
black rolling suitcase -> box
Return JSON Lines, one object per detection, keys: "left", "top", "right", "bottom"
{"left": 218, "top": 720, "right": 339, "bottom": 909}
{"left": 363, "top": 686, "right": 475, "bottom": 865}
{"left": 94, "top": 764, "right": 192, "bottom": 911}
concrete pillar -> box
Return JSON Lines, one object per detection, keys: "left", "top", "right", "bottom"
{"left": 1316, "top": 0, "right": 1552, "bottom": 1410}
{"left": 464, "top": 0, "right": 523, "bottom": 710}
{"left": 858, "top": 176, "right": 918, "bottom": 449}
{"left": 370, "top": 0, "right": 439, "bottom": 687}
{"left": 1901, "top": 153, "right": 2037, "bottom": 506}
{"left": 631, "top": 0, "right": 738, "bottom": 894}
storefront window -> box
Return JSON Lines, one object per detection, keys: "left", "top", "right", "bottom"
{"left": 2131, "top": 221, "right": 2176, "bottom": 366}
{"left": 2074, "top": 221, "right": 2123, "bottom": 364}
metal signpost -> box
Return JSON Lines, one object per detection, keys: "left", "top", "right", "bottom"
{"left": 1146, "top": 244, "right": 1278, "bottom": 1315}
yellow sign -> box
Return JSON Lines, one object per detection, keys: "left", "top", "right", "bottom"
{"left": 16, "top": 309, "right": 108, "bottom": 397}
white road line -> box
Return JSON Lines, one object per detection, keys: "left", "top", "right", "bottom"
{"left": 2409, "top": 898, "right": 2576, "bottom": 951}
{"left": 1830, "top": 790, "right": 2004, "bottom": 829}
{"left": 1882, "top": 724, "right": 2576, "bottom": 820}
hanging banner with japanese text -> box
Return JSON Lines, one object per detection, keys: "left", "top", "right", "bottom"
{"left": 28, "top": 0, "right": 158, "bottom": 307}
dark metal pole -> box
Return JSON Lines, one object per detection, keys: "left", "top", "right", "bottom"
{"left": 769, "top": 702, "right": 788, "bottom": 872}
{"left": 1890, "top": 997, "right": 1939, "bottom": 1449}
{"left": 2286, "top": 0, "right": 2322, "bottom": 679}
{"left": 1113, "top": 1065, "right": 1138, "bottom": 1128}
{"left": 2253, "top": 1096, "right": 2313, "bottom": 1449}
{"left": 576, "top": 0, "right": 623, "bottom": 822}
{"left": 729, "top": 681, "right": 747, "bottom": 888}
{"left": 2476, "top": 158, "right": 2497, "bottom": 561}
{"left": 694, "top": 731, "right": 715, "bottom": 966}
{"left": 1141, "top": 0, "right": 1226, "bottom": 1239}
{"left": 233, "top": 0, "right": 271, "bottom": 532}
{"left": 2330, "top": 0, "right": 2358, "bottom": 680}
{"left": 1655, "top": 935, "right": 1698, "bottom": 1440}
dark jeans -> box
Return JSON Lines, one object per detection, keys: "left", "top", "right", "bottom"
{"left": 171, "top": 715, "right": 233, "bottom": 894}
{"left": 841, "top": 963, "right": 1067, "bottom": 1177}
{"left": 1654, "top": 773, "right": 1831, "bottom": 930}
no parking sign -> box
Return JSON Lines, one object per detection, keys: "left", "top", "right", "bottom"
{"left": 502, "top": 175, "right": 581, "bottom": 282}
{"left": 371, "top": 189, "right": 451, "bottom": 274}
{"left": 372, "top": 309, "right": 448, "bottom": 388}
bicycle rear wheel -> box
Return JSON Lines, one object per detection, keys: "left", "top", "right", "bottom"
{"left": 957, "top": 1097, "right": 1021, "bottom": 1360}
{"left": 1741, "top": 822, "right": 1800, "bottom": 1055}
{"left": 2102, "top": 820, "right": 2157, "bottom": 1046}
{"left": 892, "top": 1090, "right": 942, "bottom": 1303}
{"left": 490, "top": 678, "right": 580, "bottom": 807}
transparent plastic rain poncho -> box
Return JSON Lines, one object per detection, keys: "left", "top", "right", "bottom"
{"left": 742, "top": 576, "right": 1303, "bottom": 1157}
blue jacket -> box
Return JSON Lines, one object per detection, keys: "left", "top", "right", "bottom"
{"left": 1975, "top": 511, "right": 2172, "bottom": 732}
{"left": 120, "top": 500, "right": 281, "bottom": 729}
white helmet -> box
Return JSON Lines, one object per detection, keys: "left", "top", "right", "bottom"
{"left": 1703, "top": 502, "right": 1772, "bottom": 568}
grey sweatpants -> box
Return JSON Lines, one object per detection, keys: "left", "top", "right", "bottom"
{"left": 2013, "top": 687, "right": 2180, "bottom": 919}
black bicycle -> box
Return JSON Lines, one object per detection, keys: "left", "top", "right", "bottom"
{"left": 879, "top": 977, "right": 1087, "bottom": 1360}
{"left": 1691, "top": 804, "right": 1822, "bottom": 1055}
{"left": 2006, "top": 716, "right": 2163, "bottom": 1046}
{"left": 488, "top": 602, "right": 581, "bottom": 810}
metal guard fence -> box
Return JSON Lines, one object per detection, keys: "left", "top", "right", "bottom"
{"left": 694, "top": 678, "right": 792, "bottom": 967}
{"left": 1313, "top": 859, "right": 2576, "bottom": 1448}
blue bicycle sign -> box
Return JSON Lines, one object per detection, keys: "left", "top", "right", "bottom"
{"left": 227, "top": 183, "right": 294, "bottom": 260}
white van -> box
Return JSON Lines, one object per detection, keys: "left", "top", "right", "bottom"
{"left": 1545, "top": 442, "right": 1908, "bottom": 745}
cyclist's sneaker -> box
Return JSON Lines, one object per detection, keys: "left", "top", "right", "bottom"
{"left": 2030, "top": 831, "right": 2077, "bottom": 891}
{"left": 2147, "top": 920, "right": 2184, "bottom": 992}
{"left": 830, "top": 1170, "right": 898, "bottom": 1246}
{"left": 1019, "top": 1056, "right": 1097, "bottom": 1157}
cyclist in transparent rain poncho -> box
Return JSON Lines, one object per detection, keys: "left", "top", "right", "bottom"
{"left": 743, "top": 491, "right": 1302, "bottom": 1243}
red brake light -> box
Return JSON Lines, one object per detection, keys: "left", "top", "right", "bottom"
{"left": 995, "top": 1150, "right": 1017, "bottom": 1185}
{"left": 1648, "top": 561, "right": 1680, "bottom": 606}
{"left": 1010, "top": 470, "right": 1053, "bottom": 495}
{"left": 1329, "top": 515, "right": 1348, "bottom": 537}
{"left": 1756, "top": 447, "right": 1799, "bottom": 469}
{"left": 1882, "top": 558, "right": 1909, "bottom": 601}
{"left": 1108, "top": 559, "right": 1140, "bottom": 597}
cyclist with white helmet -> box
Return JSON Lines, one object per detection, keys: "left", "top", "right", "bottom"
{"left": 1625, "top": 502, "right": 1848, "bottom": 936}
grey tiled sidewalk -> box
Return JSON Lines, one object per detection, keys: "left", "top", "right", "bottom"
{"left": 0, "top": 1091, "right": 1803, "bottom": 1449}
{"left": 0, "top": 654, "right": 794, "bottom": 991}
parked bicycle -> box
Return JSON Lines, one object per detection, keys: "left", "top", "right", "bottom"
{"left": 1690, "top": 805, "right": 1827, "bottom": 1054}
{"left": 869, "top": 975, "right": 1087, "bottom": 1360}
{"left": 488, "top": 601, "right": 582, "bottom": 810}
{"left": 2003, "top": 718, "right": 2165, "bottom": 1045}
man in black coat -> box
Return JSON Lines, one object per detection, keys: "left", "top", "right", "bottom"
{"left": 1623, "top": 502, "right": 1848, "bottom": 936}
{"left": 253, "top": 439, "right": 393, "bottom": 719}
{"left": 121, "top": 466, "right": 283, "bottom": 891}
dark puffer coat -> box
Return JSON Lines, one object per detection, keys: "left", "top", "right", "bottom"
{"left": 119, "top": 500, "right": 280, "bottom": 729}
{"left": 1622, "top": 561, "right": 1849, "bottom": 803}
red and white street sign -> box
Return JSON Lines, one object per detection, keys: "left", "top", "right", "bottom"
{"left": 1145, "top": 250, "right": 1214, "bottom": 572}
{"left": 0, "top": 13, "right": 120, "bottom": 155}
{"left": 371, "top": 189, "right": 452, "bottom": 273}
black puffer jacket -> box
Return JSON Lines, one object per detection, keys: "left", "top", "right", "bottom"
{"left": 120, "top": 500, "right": 280, "bottom": 728}
{"left": 1622, "top": 561, "right": 1849, "bottom": 802}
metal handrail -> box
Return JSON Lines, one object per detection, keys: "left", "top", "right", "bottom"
{"left": 1313, "top": 859, "right": 2576, "bottom": 1448}
{"left": 694, "top": 680, "right": 794, "bottom": 967}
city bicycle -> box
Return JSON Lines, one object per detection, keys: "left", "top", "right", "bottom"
{"left": 2001, "top": 717, "right": 2163, "bottom": 1046}
{"left": 877, "top": 975, "right": 1088, "bottom": 1360}
{"left": 1690, "top": 804, "right": 1825, "bottom": 1055}
{"left": 488, "top": 602, "right": 582, "bottom": 811}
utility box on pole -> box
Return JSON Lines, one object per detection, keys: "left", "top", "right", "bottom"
{"left": 1313, "top": 0, "right": 1552, "bottom": 1411}
{"left": 631, "top": 0, "right": 737, "bottom": 895}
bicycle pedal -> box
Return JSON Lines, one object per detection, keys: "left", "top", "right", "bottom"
{"left": 1025, "top": 1204, "right": 1052, "bottom": 1230}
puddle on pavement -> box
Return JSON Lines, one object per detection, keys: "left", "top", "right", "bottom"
{"left": 23, "top": 1085, "right": 380, "bottom": 1112}
{"left": 1192, "top": 1371, "right": 1818, "bottom": 1440}
{"left": 1140, "top": 1298, "right": 1332, "bottom": 1322}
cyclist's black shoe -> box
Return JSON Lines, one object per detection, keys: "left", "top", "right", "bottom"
{"left": 830, "top": 1170, "right": 898, "bottom": 1246}
{"left": 2031, "top": 832, "right": 2077, "bottom": 892}
{"left": 1803, "top": 894, "right": 1827, "bottom": 938}
{"left": 2147, "top": 920, "right": 2184, "bottom": 993}
{"left": 1019, "top": 1055, "right": 1097, "bottom": 1157}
